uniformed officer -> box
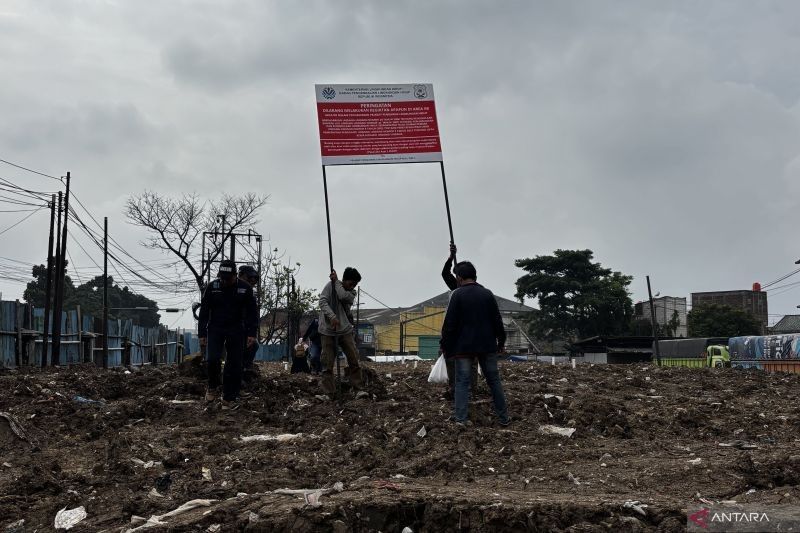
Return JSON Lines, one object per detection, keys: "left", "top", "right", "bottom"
{"left": 198, "top": 260, "right": 258, "bottom": 406}
{"left": 237, "top": 264, "right": 260, "bottom": 384}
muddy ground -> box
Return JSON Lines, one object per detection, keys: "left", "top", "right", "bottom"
{"left": 1, "top": 359, "right": 799, "bottom": 532}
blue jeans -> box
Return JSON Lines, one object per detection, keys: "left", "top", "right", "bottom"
{"left": 454, "top": 354, "right": 509, "bottom": 423}
{"left": 308, "top": 343, "right": 322, "bottom": 373}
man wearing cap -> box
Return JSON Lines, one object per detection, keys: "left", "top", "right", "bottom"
{"left": 198, "top": 260, "right": 259, "bottom": 406}
{"left": 318, "top": 267, "right": 363, "bottom": 395}
{"left": 238, "top": 265, "right": 261, "bottom": 385}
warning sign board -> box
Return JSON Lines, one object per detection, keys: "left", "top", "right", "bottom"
{"left": 315, "top": 84, "right": 442, "bottom": 166}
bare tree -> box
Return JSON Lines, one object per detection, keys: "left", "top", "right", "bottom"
{"left": 125, "top": 191, "right": 268, "bottom": 295}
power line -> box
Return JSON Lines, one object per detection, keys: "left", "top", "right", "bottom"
{"left": 0, "top": 158, "right": 62, "bottom": 181}
{"left": 0, "top": 207, "right": 46, "bottom": 237}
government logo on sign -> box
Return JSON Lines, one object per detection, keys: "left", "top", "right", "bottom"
{"left": 413, "top": 85, "right": 427, "bottom": 99}
{"left": 321, "top": 87, "right": 336, "bottom": 99}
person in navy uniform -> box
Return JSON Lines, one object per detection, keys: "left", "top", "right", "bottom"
{"left": 198, "top": 260, "right": 258, "bottom": 406}
{"left": 237, "top": 264, "right": 261, "bottom": 385}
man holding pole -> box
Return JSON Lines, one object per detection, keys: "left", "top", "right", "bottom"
{"left": 318, "top": 267, "right": 363, "bottom": 395}
{"left": 441, "top": 261, "right": 510, "bottom": 426}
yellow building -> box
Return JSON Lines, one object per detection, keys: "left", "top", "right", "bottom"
{"left": 362, "top": 291, "right": 536, "bottom": 359}
{"left": 374, "top": 306, "right": 446, "bottom": 357}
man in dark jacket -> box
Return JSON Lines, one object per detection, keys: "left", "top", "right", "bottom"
{"left": 440, "top": 243, "right": 476, "bottom": 398}
{"left": 440, "top": 261, "right": 509, "bottom": 425}
{"left": 198, "top": 260, "right": 259, "bottom": 407}
{"left": 238, "top": 265, "right": 260, "bottom": 384}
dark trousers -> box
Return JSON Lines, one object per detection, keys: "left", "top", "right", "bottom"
{"left": 454, "top": 354, "right": 509, "bottom": 423}
{"left": 308, "top": 342, "right": 322, "bottom": 373}
{"left": 243, "top": 342, "right": 258, "bottom": 369}
{"left": 446, "top": 357, "right": 478, "bottom": 393}
{"left": 207, "top": 328, "right": 244, "bottom": 401}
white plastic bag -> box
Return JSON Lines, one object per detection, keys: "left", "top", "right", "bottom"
{"left": 427, "top": 355, "right": 448, "bottom": 384}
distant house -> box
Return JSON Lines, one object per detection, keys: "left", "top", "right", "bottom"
{"left": 772, "top": 315, "right": 800, "bottom": 334}
{"left": 359, "top": 291, "right": 537, "bottom": 358}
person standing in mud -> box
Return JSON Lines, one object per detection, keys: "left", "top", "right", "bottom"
{"left": 302, "top": 317, "right": 323, "bottom": 375}
{"left": 318, "top": 267, "right": 363, "bottom": 395}
{"left": 237, "top": 265, "right": 261, "bottom": 386}
{"left": 198, "top": 260, "right": 258, "bottom": 407}
{"left": 440, "top": 243, "right": 477, "bottom": 399}
{"left": 440, "top": 261, "right": 510, "bottom": 426}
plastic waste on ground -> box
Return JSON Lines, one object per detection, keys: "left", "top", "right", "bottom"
{"left": 539, "top": 425, "right": 576, "bottom": 438}
{"left": 54, "top": 506, "right": 87, "bottom": 530}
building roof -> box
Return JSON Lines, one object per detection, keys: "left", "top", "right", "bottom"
{"left": 773, "top": 314, "right": 800, "bottom": 333}
{"left": 359, "top": 291, "right": 535, "bottom": 326}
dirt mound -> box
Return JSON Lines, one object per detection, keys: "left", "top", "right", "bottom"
{"left": 1, "top": 362, "right": 798, "bottom": 531}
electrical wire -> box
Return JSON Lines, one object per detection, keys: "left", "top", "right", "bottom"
{"left": 0, "top": 158, "right": 62, "bottom": 181}
{"left": 0, "top": 207, "right": 46, "bottom": 237}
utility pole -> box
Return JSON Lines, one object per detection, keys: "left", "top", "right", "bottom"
{"left": 52, "top": 172, "right": 71, "bottom": 365}
{"left": 103, "top": 216, "right": 109, "bottom": 368}
{"left": 647, "top": 275, "right": 661, "bottom": 366}
{"left": 50, "top": 190, "right": 64, "bottom": 366}
{"left": 41, "top": 194, "right": 56, "bottom": 368}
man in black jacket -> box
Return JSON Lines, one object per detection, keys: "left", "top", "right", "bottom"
{"left": 440, "top": 261, "right": 509, "bottom": 425}
{"left": 198, "top": 260, "right": 259, "bottom": 406}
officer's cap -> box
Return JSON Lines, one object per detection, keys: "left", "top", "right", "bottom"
{"left": 218, "top": 259, "right": 237, "bottom": 277}
{"left": 238, "top": 265, "right": 258, "bottom": 278}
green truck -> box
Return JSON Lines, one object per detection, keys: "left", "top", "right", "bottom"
{"left": 655, "top": 338, "right": 730, "bottom": 368}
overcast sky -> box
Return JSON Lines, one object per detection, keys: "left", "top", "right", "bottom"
{"left": 1, "top": 1, "right": 799, "bottom": 329}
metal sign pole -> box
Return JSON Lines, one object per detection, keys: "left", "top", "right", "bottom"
{"left": 439, "top": 161, "right": 457, "bottom": 265}
{"left": 322, "top": 165, "right": 341, "bottom": 396}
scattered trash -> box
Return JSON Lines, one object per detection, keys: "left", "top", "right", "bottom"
{"left": 567, "top": 472, "right": 580, "bottom": 485}
{"left": 314, "top": 395, "right": 331, "bottom": 402}
{"left": 201, "top": 466, "right": 212, "bottom": 481}
{"left": 169, "top": 400, "right": 196, "bottom": 405}
{"left": 719, "top": 441, "right": 758, "bottom": 450}
{"left": 5, "top": 519, "right": 24, "bottom": 533}
{"left": 393, "top": 474, "right": 407, "bottom": 479}
{"left": 687, "top": 458, "right": 702, "bottom": 465}
{"left": 623, "top": 500, "right": 648, "bottom": 516}
{"left": 543, "top": 394, "right": 564, "bottom": 402}
{"left": 746, "top": 489, "right": 757, "bottom": 495}
{"left": 355, "top": 391, "right": 370, "bottom": 399}
{"left": 148, "top": 488, "right": 165, "bottom": 499}
{"left": 539, "top": 425, "right": 576, "bottom": 438}
{"left": 131, "top": 458, "right": 159, "bottom": 469}
{"left": 2, "top": 462, "right": 12, "bottom": 468}
{"left": 304, "top": 490, "right": 323, "bottom": 507}
{"left": 417, "top": 426, "right": 427, "bottom": 438}
{"left": 248, "top": 512, "right": 259, "bottom": 523}
{"left": 240, "top": 433, "right": 312, "bottom": 443}
{"left": 385, "top": 373, "right": 392, "bottom": 379}
{"left": 54, "top": 506, "right": 87, "bottom": 530}
{"left": 402, "top": 527, "right": 413, "bottom": 533}
{"left": 273, "top": 481, "right": 345, "bottom": 505}
{"left": 557, "top": 378, "right": 568, "bottom": 383}
{"left": 0, "top": 412, "right": 29, "bottom": 442}
{"left": 427, "top": 355, "right": 448, "bottom": 383}
{"left": 207, "top": 525, "right": 221, "bottom": 532}
{"left": 72, "top": 395, "right": 105, "bottom": 406}
{"left": 125, "top": 499, "right": 217, "bottom": 532}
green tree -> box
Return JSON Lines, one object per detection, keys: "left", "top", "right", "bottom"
{"left": 23, "top": 264, "right": 160, "bottom": 327}
{"left": 515, "top": 249, "right": 633, "bottom": 341}
{"left": 687, "top": 304, "right": 761, "bottom": 337}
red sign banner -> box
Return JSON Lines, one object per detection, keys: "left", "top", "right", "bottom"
{"left": 315, "top": 84, "right": 442, "bottom": 165}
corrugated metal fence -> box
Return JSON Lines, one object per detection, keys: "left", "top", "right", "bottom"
{"left": 0, "top": 300, "right": 190, "bottom": 368}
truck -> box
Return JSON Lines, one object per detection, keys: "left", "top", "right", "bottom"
{"left": 654, "top": 335, "right": 800, "bottom": 373}
{"left": 655, "top": 337, "right": 730, "bottom": 368}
